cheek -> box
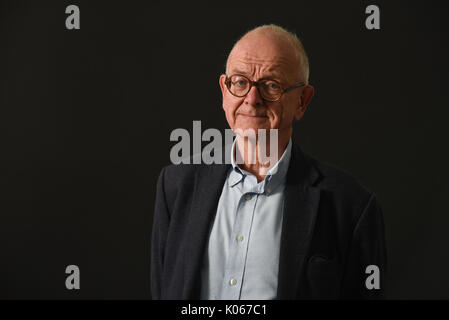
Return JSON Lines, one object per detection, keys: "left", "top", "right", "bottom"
{"left": 267, "top": 102, "right": 296, "bottom": 129}
{"left": 223, "top": 96, "right": 241, "bottom": 124}
{"left": 267, "top": 103, "right": 284, "bottom": 124}
{"left": 279, "top": 100, "right": 297, "bottom": 123}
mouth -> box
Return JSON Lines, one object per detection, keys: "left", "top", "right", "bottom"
{"left": 237, "top": 113, "right": 268, "bottom": 119}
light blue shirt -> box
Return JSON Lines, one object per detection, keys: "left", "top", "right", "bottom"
{"left": 200, "top": 139, "right": 292, "bottom": 300}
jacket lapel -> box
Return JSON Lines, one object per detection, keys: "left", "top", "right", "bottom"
{"left": 182, "top": 163, "right": 231, "bottom": 299}
{"left": 277, "top": 144, "right": 321, "bottom": 299}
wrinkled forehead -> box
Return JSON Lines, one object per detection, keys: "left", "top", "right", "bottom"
{"left": 227, "top": 35, "right": 300, "bottom": 82}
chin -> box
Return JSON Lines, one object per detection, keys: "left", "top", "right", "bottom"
{"left": 233, "top": 126, "right": 272, "bottom": 137}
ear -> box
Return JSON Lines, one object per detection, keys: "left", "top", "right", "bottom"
{"left": 219, "top": 74, "right": 227, "bottom": 110}
{"left": 293, "top": 84, "right": 314, "bottom": 121}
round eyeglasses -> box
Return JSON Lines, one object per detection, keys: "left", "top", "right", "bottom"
{"left": 225, "top": 74, "right": 305, "bottom": 102}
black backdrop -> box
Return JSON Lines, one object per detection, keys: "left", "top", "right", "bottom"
{"left": 1, "top": 0, "right": 448, "bottom": 299}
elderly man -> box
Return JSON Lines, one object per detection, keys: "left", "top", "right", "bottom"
{"left": 151, "top": 24, "right": 387, "bottom": 300}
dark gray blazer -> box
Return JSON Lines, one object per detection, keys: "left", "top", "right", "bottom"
{"left": 151, "top": 143, "right": 387, "bottom": 299}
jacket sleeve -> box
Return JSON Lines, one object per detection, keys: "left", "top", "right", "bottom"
{"left": 151, "top": 167, "right": 170, "bottom": 300}
{"left": 340, "top": 193, "right": 388, "bottom": 299}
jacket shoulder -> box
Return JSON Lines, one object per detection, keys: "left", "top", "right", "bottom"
{"left": 301, "top": 152, "right": 377, "bottom": 220}
{"left": 160, "top": 163, "right": 201, "bottom": 183}
{"left": 306, "top": 154, "right": 372, "bottom": 196}
{"left": 157, "top": 163, "right": 230, "bottom": 206}
{"left": 157, "top": 163, "right": 207, "bottom": 197}
{"left": 302, "top": 152, "right": 382, "bottom": 234}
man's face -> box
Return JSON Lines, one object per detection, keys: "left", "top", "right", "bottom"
{"left": 219, "top": 33, "right": 313, "bottom": 139}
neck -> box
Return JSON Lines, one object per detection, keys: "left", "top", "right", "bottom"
{"left": 234, "top": 131, "right": 290, "bottom": 183}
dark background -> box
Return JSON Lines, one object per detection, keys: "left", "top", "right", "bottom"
{"left": 1, "top": 0, "right": 448, "bottom": 299}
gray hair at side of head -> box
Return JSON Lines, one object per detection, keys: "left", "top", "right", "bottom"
{"left": 225, "top": 24, "right": 310, "bottom": 85}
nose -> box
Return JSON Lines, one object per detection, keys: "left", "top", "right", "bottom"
{"left": 243, "top": 85, "right": 264, "bottom": 107}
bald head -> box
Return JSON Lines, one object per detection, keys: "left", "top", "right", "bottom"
{"left": 226, "top": 24, "right": 310, "bottom": 84}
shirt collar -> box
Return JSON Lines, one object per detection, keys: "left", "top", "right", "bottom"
{"left": 228, "top": 138, "right": 292, "bottom": 194}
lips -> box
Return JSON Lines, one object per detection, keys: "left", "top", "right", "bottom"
{"left": 238, "top": 113, "right": 267, "bottom": 118}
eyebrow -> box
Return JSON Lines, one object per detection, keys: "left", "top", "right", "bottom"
{"left": 229, "top": 68, "right": 284, "bottom": 81}
{"left": 229, "top": 68, "right": 250, "bottom": 76}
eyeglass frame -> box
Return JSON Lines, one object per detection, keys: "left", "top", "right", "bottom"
{"left": 224, "top": 74, "right": 306, "bottom": 102}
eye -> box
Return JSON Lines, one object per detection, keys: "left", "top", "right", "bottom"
{"left": 232, "top": 78, "right": 249, "bottom": 88}
{"left": 264, "top": 81, "right": 281, "bottom": 91}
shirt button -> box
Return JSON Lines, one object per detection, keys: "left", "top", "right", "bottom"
{"left": 230, "top": 279, "right": 237, "bottom": 286}
{"left": 245, "top": 194, "right": 252, "bottom": 201}
{"left": 237, "top": 235, "right": 244, "bottom": 242}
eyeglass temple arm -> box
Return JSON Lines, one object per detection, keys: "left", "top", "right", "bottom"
{"left": 284, "top": 82, "right": 305, "bottom": 92}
